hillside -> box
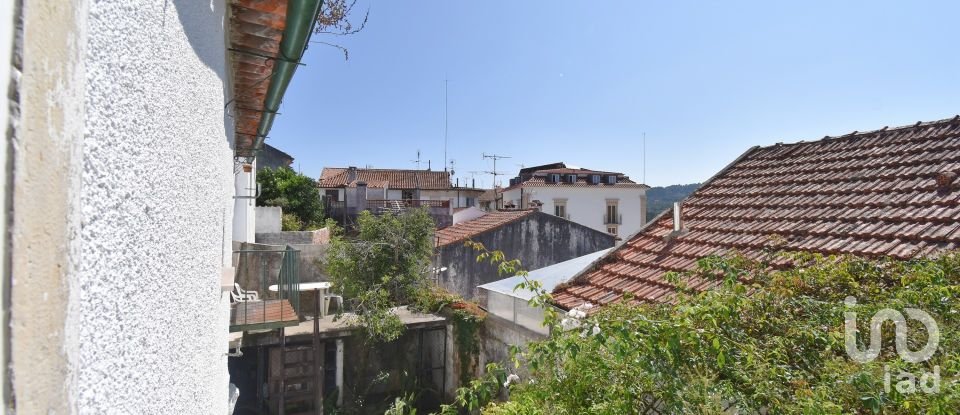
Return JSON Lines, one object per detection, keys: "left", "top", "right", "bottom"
{"left": 646, "top": 183, "right": 700, "bottom": 219}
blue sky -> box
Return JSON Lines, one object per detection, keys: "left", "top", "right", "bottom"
{"left": 268, "top": 1, "right": 960, "bottom": 187}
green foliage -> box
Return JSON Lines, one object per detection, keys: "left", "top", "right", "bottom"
{"left": 281, "top": 213, "right": 303, "bottom": 231}
{"left": 488, "top": 251, "right": 960, "bottom": 414}
{"left": 257, "top": 167, "right": 325, "bottom": 230}
{"left": 325, "top": 209, "right": 435, "bottom": 342}
{"left": 437, "top": 363, "right": 508, "bottom": 415}
{"left": 645, "top": 183, "right": 700, "bottom": 219}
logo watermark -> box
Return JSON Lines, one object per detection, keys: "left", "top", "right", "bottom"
{"left": 843, "top": 296, "right": 941, "bottom": 394}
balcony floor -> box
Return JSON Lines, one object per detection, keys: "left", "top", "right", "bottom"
{"left": 230, "top": 299, "right": 300, "bottom": 332}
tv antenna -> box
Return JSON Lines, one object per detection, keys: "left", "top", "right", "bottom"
{"left": 411, "top": 150, "right": 422, "bottom": 169}
{"left": 449, "top": 159, "right": 456, "bottom": 176}
{"left": 482, "top": 152, "right": 511, "bottom": 188}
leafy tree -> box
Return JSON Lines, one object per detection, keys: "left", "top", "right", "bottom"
{"left": 257, "top": 167, "right": 324, "bottom": 230}
{"left": 325, "top": 209, "right": 435, "bottom": 341}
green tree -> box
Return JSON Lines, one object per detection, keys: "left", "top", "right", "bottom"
{"left": 257, "top": 167, "right": 324, "bottom": 230}
{"left": 325, "top": 209, "right": 436, "bottom": 341}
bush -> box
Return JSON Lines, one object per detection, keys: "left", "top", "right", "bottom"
{"left": 281, "top": 213, "right": 303, "bottom": 231}
{"left": 485, "top": 252, "right": 960, "bottom": 414}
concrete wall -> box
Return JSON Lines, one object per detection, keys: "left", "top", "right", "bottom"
{"left": 479, "top": 313, "right": 545, "bottom": 378}
{"left": 500, "top": 185, "right": 647, "bottom": 239}
{"left": 9, "top": 1, "right": 233, "bottom": 413}
{"left": 436, "top": 212, "right": 616, "bottom": 299}
{"left": 255, "top": 206, "right": 282, "bottom": 233}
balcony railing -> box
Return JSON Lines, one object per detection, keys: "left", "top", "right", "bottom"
{"left": 367, "top": 199, "right": 450, "bottom": 209}
{"left": 230, "top": 246, "right": 301, "bottom": 332}
{"left": 604, "top": 213, "right": 623, "bottom": 225}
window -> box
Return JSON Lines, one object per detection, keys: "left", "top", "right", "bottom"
{"left": 553, "top": 199, "right": 567, "bottom": 219}
{"left": 401, "top": 190, "right": 415, "bottom": 200}
{"left": 605, "top": 200, "right": 620, "bottom": 224}
{"left": 325, "top": 190, "right": 339, "bottom": 202}
{"left": 606, "top": 175, "right": 618, "bottom": 185}
{"left": 566, "top": 174, "right": 577, "bottom": 183}
{"left": 466, "top": 197, "right": 476, "bottom": 207}
{"left": 547, "top": 173, "right": 561, "bottom": 183}
{"left": 607, "top": 226, "right": 618, "bottom": 236}
{"left": 590, "top": 175, "right": 601, "bottom": 185}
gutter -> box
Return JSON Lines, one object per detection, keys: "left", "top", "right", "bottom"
{"left": 253, "top": 0, "right": 324, "bottom": 152}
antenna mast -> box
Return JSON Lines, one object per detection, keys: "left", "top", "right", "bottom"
{"left": 482, "top": 152, "right": 511, "bottom": 191}
{"left": 643, "top": 132, "right": 647, "bottom": 184}
{"left": 444, "top": 79, "right": 449, "bottom": 172}
{"left": 411, "top": 150, "right": 422, "bottom": 169}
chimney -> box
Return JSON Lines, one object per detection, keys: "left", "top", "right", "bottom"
{"left": 664, "top": 202, "right": 686, "bottom": 243}
{"left": 347, "top": 166, "right": 358, "bottom": 182}
{"left": 349, "top": 181, "right": 368, "bottom": 215}
{"left": 672, "top": 202, "right": 683, "bottom": 232}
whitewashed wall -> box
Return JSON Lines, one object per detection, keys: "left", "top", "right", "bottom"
{"left": 500, "top": 186, "right": 647, "bottom": 238}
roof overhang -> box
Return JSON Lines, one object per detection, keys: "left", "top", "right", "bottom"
{"left": 228, "top": 0, "right": 323, "bottom": 159}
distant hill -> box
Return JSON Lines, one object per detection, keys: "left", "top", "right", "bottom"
{"left": 646, "top": 183, "right": 701, "bottom": 220}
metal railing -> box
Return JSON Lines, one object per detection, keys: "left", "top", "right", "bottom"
{"left": 366, "top": 199, "right": 450, "bottom": 209}
{"left": 604, "top": 213, "right": 623, "bottom": 225}
{"left": 231, "top": 246, "right": 301, "bottom": 332}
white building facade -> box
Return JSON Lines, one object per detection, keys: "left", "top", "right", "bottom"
{"left": 499, "top": 164, "right": 648, "bottom": 239}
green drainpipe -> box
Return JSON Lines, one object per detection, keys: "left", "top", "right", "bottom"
{"left": 252, "top": 0, "right": 324, "bottom": 152}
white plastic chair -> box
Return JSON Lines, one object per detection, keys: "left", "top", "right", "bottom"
{"left": 232, "top": 283, "right": 260, "bottom": 302}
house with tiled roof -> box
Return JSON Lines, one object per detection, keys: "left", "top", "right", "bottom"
{"left": 319, "top": 166, "right": 485, "bottom": 208}
{"left": 500, "top": 163, "right": 649, "bottom": 239}
{"left": 434, "top": 210, "right": 616, "bottom": 300}
{"left": 552, "top": 117, "right": 960, "bottom": 310}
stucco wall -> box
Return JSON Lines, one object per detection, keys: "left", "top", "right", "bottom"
{"left": 436, "top": 212, "right": 616, "bottom": 299}
{"left": 76, "top": 0, "right": 234, "bottom": 412}
{"left": 9, "top": 0, "right": 234, "bottom": 413}
{"left": 75, "top": 1, "right": 234, "bottom": 412}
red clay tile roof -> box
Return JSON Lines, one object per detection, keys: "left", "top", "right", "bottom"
{"left": 504, "top": 166, "right": 647, "bottom": 191}
{"left": 553, "top": 117, "right": 960, "bottom": 310}
{"left": 535, "top": 168, "right": 622, "bottom": 175}
{"left": 510, "top": 175, "right": 647, "bottom": 189}
{"left": 318, "top": 167, "right": 452, "bottom": 190}
{"left": 229, "top": 0, "right": 287, "bottom": 157}
{"left": 435, "top": 210, "right": 538, "bottom": 247}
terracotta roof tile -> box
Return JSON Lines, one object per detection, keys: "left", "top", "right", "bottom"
{"left": 435, "top": 210, "right": 537, "bottom": 247}
{"left": 318, "top": 167, "right": 452, "bottom": 190}
{"left": 554, "top": 117, "right": 960, "bottom": 310}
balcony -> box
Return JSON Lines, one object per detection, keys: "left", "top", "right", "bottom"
{"left": 230, "top": 246, "right": 302, "bottom": 332}
{"left": 325, "top": 198, "right": 453, "bottom": 229}
{"left": 604, "top": 213, "right": 622, "bottom": 225}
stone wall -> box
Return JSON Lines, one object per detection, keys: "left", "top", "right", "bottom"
{"left": 436, "top": 211, "right": 616, "bottom": 299}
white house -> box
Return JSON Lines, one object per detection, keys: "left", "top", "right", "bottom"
{"left": 499, "top": 163, "right": 648, "bottom": 238}
{"left": 319, "top": 166, "right": 486, "bottom": 209}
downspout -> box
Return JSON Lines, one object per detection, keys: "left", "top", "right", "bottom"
{"left": 253, "top": 0, "right": 324, "bottom": 152}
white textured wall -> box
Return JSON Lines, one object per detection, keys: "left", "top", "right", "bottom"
{"left": 255, "top": 206, "right": 283, "bottom": 233}
{"left": 77, "top": 0, "right": 232, "bottom": 413}
{"left": 501, "top": 186, "right": 647, "bottom": 237}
